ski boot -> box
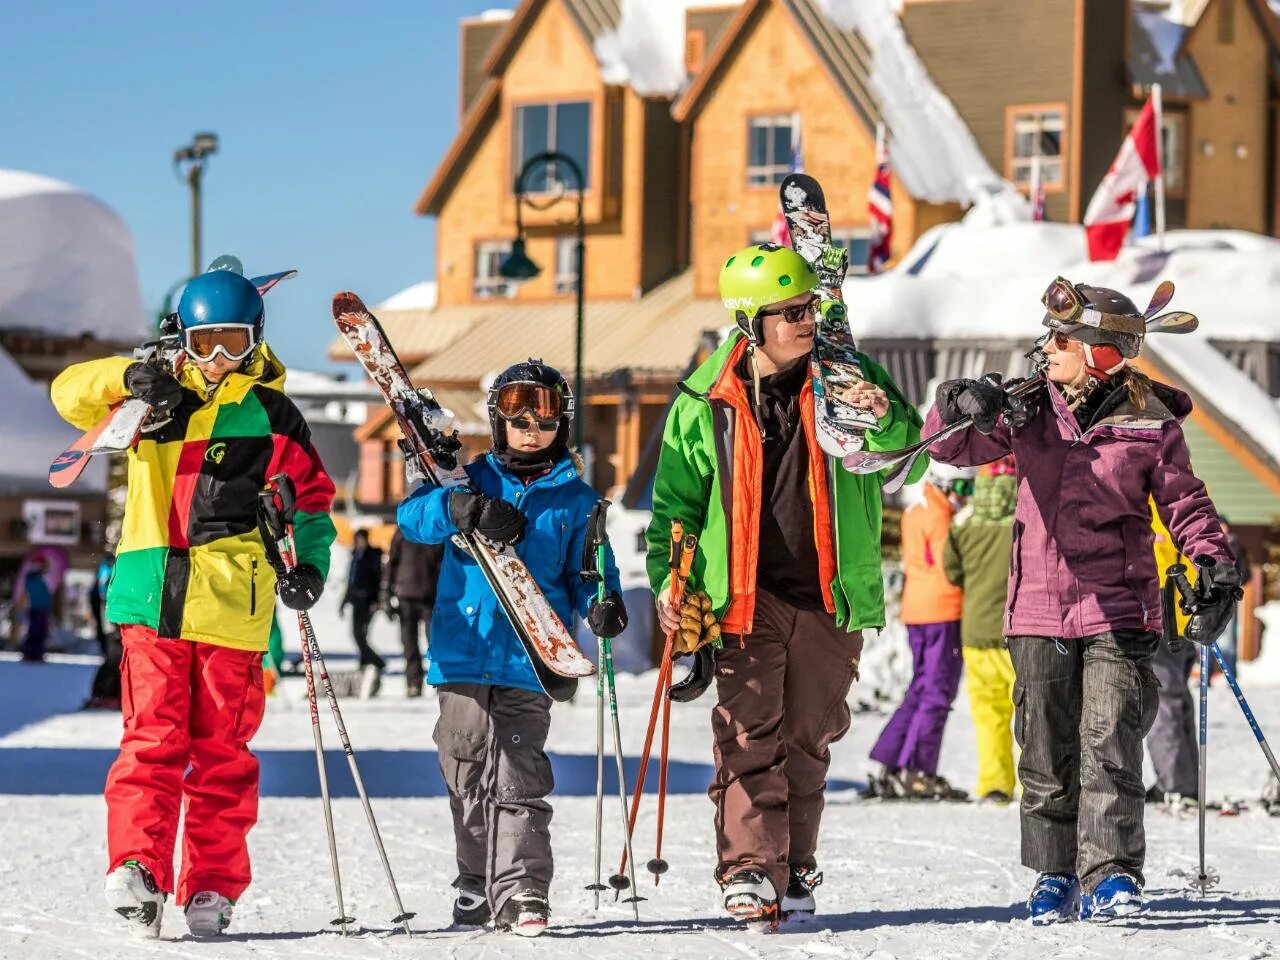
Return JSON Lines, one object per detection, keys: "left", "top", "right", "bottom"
{"left": 900, "top": 770, "right": 969, "bottom": 801}
{"left": 185, "top": 891, "right": 234, "bottom": 937}
{"left": 860, "top": 766, "right": 906, "bottom": 800}
{"left": 104, "top": 860, "right": 166, "bottom": 938}
{"left": 452, "top": 888, "right": 491, "bottom": 927}
{"left": 722, "top": 870, "right": 779, "bottom": 926}
{"left": 1080, "top": 873, "right": 1142, "bottom": 921}
{"left": 359, "top": 663, "right": 383, "bottom": 699}
{"left": 1027, "top": 872, "right": 1080, "bottom": 925}
{"left": 780, "top": 865, "right": 823, "bottom": 922}
{"left": 979, "top": 790, "right": 1012, "bottom": 806}
{"left": 494, "top": 891, "right": 548, "bottom": 937}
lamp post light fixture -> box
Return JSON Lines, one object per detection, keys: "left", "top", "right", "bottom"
{"left": 173, "top": 132, "right": 219, "bottom": 278}
{"left": 500, "top": 150, "right": 586, "bottom": 451}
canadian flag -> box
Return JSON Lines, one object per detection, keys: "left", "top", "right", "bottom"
{"left": 1083, "top": 96, "right": 1160, "bottom": 261}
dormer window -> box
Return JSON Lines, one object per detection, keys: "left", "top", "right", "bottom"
{"left": 513, "top": 101, "right": 592, "bottom": 192}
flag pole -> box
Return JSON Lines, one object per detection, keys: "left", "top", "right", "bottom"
{"left": 1153, "top": 82, "right": 1166, "bottom": 252}
{"left": 875, "top": 122, "right": 885, "bottom": 163}
{"left": 1030, "top": 152, "right": 1042, "bottom": 221}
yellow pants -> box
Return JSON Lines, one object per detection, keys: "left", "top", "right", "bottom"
{"left": 963, "top": 646, "right": 1017, "bottom": 798}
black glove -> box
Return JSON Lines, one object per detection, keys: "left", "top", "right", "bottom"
{"left": 278, "top": 563, "right": 324, "bottom": 611}
{"left": 450, "top": 491, "right": 527, "bottom": 547}
{"left": 934, "top": 379, "right": 972, "bottom": 426}
{"left": 1184, "top": 559, "right": 1244, "bottom": 646}
{"left": 124, "top": 363, "right": 183, "bottom": 414}
{"left": 1003, "top": 378, "right": 1042, "bottom": 430}
{"left": 587, "top": 590, "right": 628, "bottom": 639}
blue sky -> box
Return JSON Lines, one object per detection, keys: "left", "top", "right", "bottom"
{"left": 1, "top": 1, "right": 508, "bottom": 372}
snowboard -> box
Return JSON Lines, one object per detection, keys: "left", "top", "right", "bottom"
{"left": 48, "top": 398, "right": 153, "bottom": 488}
{"left": 332, "top": 291, "right": 594, "bottom": 697}
{"left": 779, "top": 173, "right": 879, "bottom": 458}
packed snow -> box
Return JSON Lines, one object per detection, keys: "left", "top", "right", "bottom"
{"left": 376, "top": 281, "right": 437, "bottom": 313}
{"left": 3, "top": 565, "right": 1280, "bottom": 959}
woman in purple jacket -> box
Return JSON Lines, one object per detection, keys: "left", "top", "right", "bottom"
{"left": 925, "top": 278, "right": 1239, "bottom": 924}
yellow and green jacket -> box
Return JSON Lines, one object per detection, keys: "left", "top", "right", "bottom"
{"left": 51, "top": 344, "right": 336, "bottom": 652}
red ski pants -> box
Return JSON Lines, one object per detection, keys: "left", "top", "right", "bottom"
{"left": 105, "top": 625, "right": 266, "bottom": 904}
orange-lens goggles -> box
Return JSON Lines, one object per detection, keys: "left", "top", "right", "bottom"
{"left": 495, "top": 383, "right": 563, "bottom": 422}
{"left": 185, "top": 324, "right": 256, "bottom": 362}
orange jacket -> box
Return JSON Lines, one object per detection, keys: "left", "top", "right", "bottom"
{"left": 900, "top": 483, "right": 963, "bottom": 625}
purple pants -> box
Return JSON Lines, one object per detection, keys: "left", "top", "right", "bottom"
{"left": 869, "top": 620, "right": 963, "bottom": 774}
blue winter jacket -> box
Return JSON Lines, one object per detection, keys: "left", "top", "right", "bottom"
{"left": 396, "top": 452, "right": 622, "bottom": 694}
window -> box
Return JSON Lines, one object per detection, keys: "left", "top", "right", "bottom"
{"left": 1006, "top": 106, "right": 1065, "bottom": 188}
{"left": 747, "top": 114, "right": 798, "bottom": 186}
{"left": 473, "top": 241, "right": 515, "bottom": 300}
{"left": 555, "top": 235, "right": 580, "bottom": 296}
{"left": 513, "top": 101, "right": 592, "bottom": 192}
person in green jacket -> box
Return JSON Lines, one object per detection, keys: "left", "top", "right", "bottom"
{"left": 942, "top": 457, "right": 1018, "bottom": 804}
{"left": 647, "top": 243, "right": 925, "bottom": 923}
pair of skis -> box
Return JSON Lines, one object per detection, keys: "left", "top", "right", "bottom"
{"left": 332, "top": 293, "right": 594, "bottom": 697}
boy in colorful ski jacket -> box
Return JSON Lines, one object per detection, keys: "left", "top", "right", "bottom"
{"left": 50, "top": 263, "right": 335, "bottom": 938}
{"left": 396, "top": 359, "right": 623, "bottom": 937}
{"left": 647, "top": 243, "right": 925, "bottom": 922}
{"left": 927, "top": 278, "right": 1236, "bottom": 923}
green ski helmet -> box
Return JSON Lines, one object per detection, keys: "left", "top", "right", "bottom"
{"left": 719, "top": 243, "right": 819, "bottom": 343}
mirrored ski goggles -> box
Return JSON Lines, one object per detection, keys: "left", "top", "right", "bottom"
{"left": 494, "top": 382, "right": 564, "bottom": 422}
{"left": 183, "top": 324, "right": 257, "bottom": 362}
{"left": 1041, "top": 276, "right": 1086, "bottom": 323}
{"left": 757, "top": 294, "right": 819, "bottom": 324}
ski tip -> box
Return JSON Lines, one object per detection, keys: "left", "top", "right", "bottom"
{"left": 331, "top": 291, "right": 369, "bottom": 319}
{"left": 48, "top": 452, "right": 85, "bottom": 488}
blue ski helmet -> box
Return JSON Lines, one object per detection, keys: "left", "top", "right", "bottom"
{"left": 177, "top": 270, "right": 265, "bottom": 339}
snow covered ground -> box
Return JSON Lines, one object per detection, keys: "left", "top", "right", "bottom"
{"left": 3, "top": 585, "right": 1280, "bottom": 959}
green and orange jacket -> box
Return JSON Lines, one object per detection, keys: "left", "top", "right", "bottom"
{"left": 646, "top": 332, "right": 926, "bottom": 634}
{"left": 51, "top": 345, "right": 336, "bottom": 652}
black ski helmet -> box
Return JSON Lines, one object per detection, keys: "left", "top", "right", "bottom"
{"left": 1041, "top": 281, "right": 1145, "bottom": 359}
{"left": 485, "top": 358, "right": 575, "bottom": 455}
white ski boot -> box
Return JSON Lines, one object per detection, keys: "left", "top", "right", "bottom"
{"left": 781, "top": 865, "right": 823, "bottom": 921}
{"left": 722, "top": 870, "right": 779, "bottom": 925}
{"left": 104, "top": 860, "right": 165, "bottom": 938}
{"left": 185, "top": 891, "right": 234, "bottom": 936}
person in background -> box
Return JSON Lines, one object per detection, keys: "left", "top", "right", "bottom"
{"left": 84, "top": 552, "right": 123, "bottom": 709}
{"left": 382, "top": 528, "right": 444, "bottom": 698}
{"left": 943, "top": 457, "right": 1018, "bottom": 804}
{"left": 866, "top": 464, "right": 972, "bottom": 801}
{"left": 19, "top": 556, "right": 52, "bottom": 663}
{"left": 341, "top": 528, "right": 385, "bottom": 698}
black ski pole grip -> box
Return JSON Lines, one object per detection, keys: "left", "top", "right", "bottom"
{"left": 1168, "top": 562, "right": 1198, "bottom": 616}
{"left": 267, "top": 472, "right": 298, "bottom": 525}
{"left": 581, "top": 499, "right": 611, "bottom": 582}
{"left": 257, "top": 487, "right": 285, "bottom": 543}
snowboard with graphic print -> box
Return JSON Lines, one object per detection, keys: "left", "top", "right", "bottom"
{"left": 780, "top": 173, "right": 879, "bottom": 458}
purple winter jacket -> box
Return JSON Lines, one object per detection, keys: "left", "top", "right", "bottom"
{"left": 923, "top": 378, "right": 1232, "bottom": 639}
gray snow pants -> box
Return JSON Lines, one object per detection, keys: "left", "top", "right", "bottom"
{"left": 1146, "top": 638, "right": 1199, "bottom": 797}
{"left": 434, "top": 683, "right": 554, "bottom": 915}
{"left": 1008, "top": 631, "right": 1160, "bottom": 892}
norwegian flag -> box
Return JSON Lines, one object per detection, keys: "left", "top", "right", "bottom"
{"left": 867, "top": 135, "right": 893, "bottom": 274}
{"left": 770, "top": 131, "right": 803, "bottom": 246}
{"left": 1083, "top": 95, "right": 1160, "bottom": 261}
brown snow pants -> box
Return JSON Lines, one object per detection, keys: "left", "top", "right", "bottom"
{"left": 710, "top": 589, "right": 863, "bottom": 899}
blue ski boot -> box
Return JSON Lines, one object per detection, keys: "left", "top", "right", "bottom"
{"left": 1080, "top": 873, "right": 1142, "bottom": 921}
{"left": 1028, "top": 872, "right": 1080, "bottom": 925}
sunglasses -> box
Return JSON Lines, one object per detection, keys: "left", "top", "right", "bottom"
{"left": 506, "top": 416, "right": 559, "bottom": 433}
{"left": 1047, "top": 331, "right": 1080, "bottom": 351}
{"left": 1041, "top": 277, "right": 1085, "bottom": 323}
{"left": 495, "top": 382, "right": 564, "bottom": 421}
{"left": 758, "top": 295, "right": 818, "bottom": 324}
{"left": 184, "top": 324, "right": 257, "bottom": 363}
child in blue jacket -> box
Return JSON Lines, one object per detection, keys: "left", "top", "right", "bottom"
{"left": 397, "top": 359, "right": 625, "bottom": 937}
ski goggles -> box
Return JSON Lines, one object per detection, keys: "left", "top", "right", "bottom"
{"left": 1041, "top": 277, "right": 1087, "bottom": 323}
{"left": 494, "top": 382, "right": 565, "bottom": 423}
{"left": 757, "top": 294, "right": 819, "bottom": 324}
{"left": 183, "top": 324, "right": 257, "bottom": 363}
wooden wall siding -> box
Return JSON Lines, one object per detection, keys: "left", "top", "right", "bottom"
{"left": 1077, "top": 0, "right": 1130, "bottom": 221}
{"left": 688, "top": 5, "right": 741, "bottom": 59}
{"left": 1184, "top": 0, "right": 1271, "bottom": 232}
{"left": 434, "top": 0, "right": 655, "bottom": 306}
{"left": 1181, "top": 416, "right": 1280, "bottom": 525}
{"left": 689, "top": 1, "right": 920, "bottom": 298}
{"left": 900, "top": 0, "right": 1076, "bottom": 223}
{"left": 641, "top": 97, "right": 684, "bottom": 292}
{"left": 461, "top": 19, "right": 509, "bottom": 119}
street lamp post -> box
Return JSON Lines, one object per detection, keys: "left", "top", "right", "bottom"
{"left": 499, "top": 151, "right": 586, "bottom": 451}
{"left": 173, "top": 132, "right": 219, "bottom": 277}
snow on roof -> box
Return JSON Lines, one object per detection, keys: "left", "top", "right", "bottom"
{"left": 843, "top": 222, "right": 1280, "bottom": 468}
{"left": 816, "top": 0, "right": 1013, "bottom": 209}
{"left": 1134, "top": 8, "right": 1185, "bottom": 73}
{"left": 377, "top": 280, "right": 438, "bottom": 312}
{"left": 0, "top": 169, "right": 147, "bottom": 343}
{"left": 595, "top": 0, "right": 745, "bottom": 96}
{"left": 479, "top": 8, "right": 514, "bottom": 21}
{"left": 283, "top": 368, "right": 381, "bottom": 401}
{"left": 0, "top": 345, "right": 104, "bottom": 492}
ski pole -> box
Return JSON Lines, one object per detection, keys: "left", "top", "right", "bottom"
{"left": 1206, "top": 641, "right": 1280, "bottom": 782}
{"left": 258, "top": 482, "right": 353, "bottom": 934}
{"left": 1193, "top": 642, "right": 1217, "bottom": 894}
{"left": 615, "top": 522, "right": 696, "bottom": 888}
{"left": 261, "top": 475, "right": 417, "bottom": 935}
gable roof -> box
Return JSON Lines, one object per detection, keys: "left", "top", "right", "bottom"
{"left": 482, "top": 0, "right": 620, "bottom": 75}
{"left": 415, "top": 78, "right": 500, "bottom": 216}
{"left": 1178, "top": 0, "right": 1280, "bottom": 60}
